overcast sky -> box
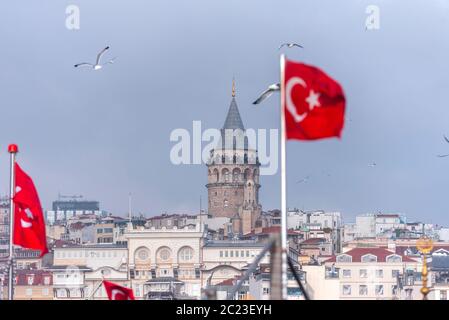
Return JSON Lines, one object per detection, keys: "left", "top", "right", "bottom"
{"left": 1, "top": 1, "right": 449, "bottom": 224}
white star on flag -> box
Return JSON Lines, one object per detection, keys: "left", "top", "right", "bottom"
{"left": 306, "top": 90, "right": 321, "bottom": 110}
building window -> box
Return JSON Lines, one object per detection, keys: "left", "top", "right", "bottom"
{"left": 235, "top": 251, "right": 239, "bottom": 257}
{"left": 342, "top": 285, "right": 351, "bottom": 296}
{"left": 342, "top": 269, "right": 351, "bottom": 278}
{"left": 179, "top": 247, "right": 194, "bottom": 261}
{"left": 361, "top": 254, "right": 377, "bottom": 263}
{"left": 158, "top": 247, "right": 171, "bottom": 261}
{"left": 136, "top": 247, "right": 150, "bottom": 261}
{"left": 230, "top": 251, "right": 234, "bottom": 257}
{"left": 246, "top": 251, "right": 249, "bottom": 257}
{"left": 241, "top": 250, "right": 244, "bottom": 257}
{"left": 392, "top": 285, "right": 398, "bottom": 296}
{"left": 386, "top": 255, "right": 402, "bottom": 263}
{"left": 440, "top": 290, "right": 447, "bottom": 300}
{"left": 225, "top": 251, "right": 228, "bottom": 258}
{"left": 26, "top": 288, "right": 33, "bottom": 296}
{"left": 375, "top": 285, "right": 384, "bottom": 296}
{"left": 359, "top": 285, "right": 368, "bottom": 296}
{"left": 336, "top": 254, "right": 352, "bottom": 263}
{"left": 359, "top": 269, "right": 368, "bottom": 278}
{"left": 263, "top": 287, "right": 270, "bottom": 295}
{"left": 392, "top": 270, "right": 400, "bottom": 278}
{"left": 220, "top": 251, "right": 223, "bottom": 258}
{"left": 375, "top": 270, "right": 384, "bottom": 278}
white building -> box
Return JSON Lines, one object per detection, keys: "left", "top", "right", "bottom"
{"left": 287, "top": 210, "right": 342, "bottom": 230}
{"left": 49, "top": 243, "right": 128, "bottom": 300}
{"left": 201, "top": 240, "right": 270, "bottom": 287}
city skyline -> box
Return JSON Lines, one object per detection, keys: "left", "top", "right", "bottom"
{"left": 1, "top": 1, "right": 449, "bottom": 225}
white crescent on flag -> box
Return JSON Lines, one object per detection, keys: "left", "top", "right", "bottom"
{"left": 111, "top": 289, "right": 127, "bottom": 300}
{"left": 286, "top": 76, "right": 308, "bottom": 123}
{"left": 21, "top": 219, "right": 33, "bottom": 228}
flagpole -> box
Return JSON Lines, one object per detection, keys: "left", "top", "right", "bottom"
{"left": 7, "top": 144, "right": 18, "bottom": 300}
{"left": 279, "top": 54, "right": 288, "bottom": 300}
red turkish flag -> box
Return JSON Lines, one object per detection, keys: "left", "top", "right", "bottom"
{"left": 103, "top": 281, "right": 135, "bottom": 300}
{"left": 283, "top": 58, "right": 346, "bottom": 140}
{"left": 13, "top": 163, "right": 48, "bottom": 257}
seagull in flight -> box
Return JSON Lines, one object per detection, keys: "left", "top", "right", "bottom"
{"left": 368, "top": 162, "right": 377, "bottom": 167}
{"left": 437, "top": 136, "right": 449, "bottom": 157}
{"left": 253, "top": 83, "right": 280, "bottom": 105}
{"left": 279, "top": 43, "right": 304, "bottom": 50}
{"left": 74, "top": 46, "right": 116, "bottom": 70}
{"left": 297, "top": 176, "right": 310, "bottom": 184}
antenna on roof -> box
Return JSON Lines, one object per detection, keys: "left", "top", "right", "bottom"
{"left": 128, "top": 192, "right": 132, "bottom": 223}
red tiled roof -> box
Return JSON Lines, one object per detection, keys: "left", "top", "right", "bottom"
{"left": 245, "top": 226, "right": 299, "bottom": 237}
{"left": 395, "top": 244, "right": 449, "bottom": 255}
{"left": 376, "top": 214, "right": 400, "bottom": 218}
{"left": 216, "top": 277, "right": 238, "bottom": 286}
{"left": 301, "top": 238, "right": 327, "bottom": 245}
{"left": 15, "top": 270, "right": 53, "bottom": 286}
{"left": 69, "top": 222, "right": 85, "bottom": 231}
{"left": 325, "top": 247, "right": 417, "bottom": 263}
{"left": 52, "top": 239, "right": 81, "bottom": 248}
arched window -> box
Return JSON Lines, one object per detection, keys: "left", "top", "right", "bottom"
{"left": 233, "top": 168, "right": 241, "bottom": 182}
{"left": 386, "top": 254, "right": 402, "bottom": 263}
{"left": 244, "top": 169, "right": 251, "bottom": 180}
{"left": 134, "top": 247, "right": 151, "bottom": 264}
{"left": 253, "top": 169, "right": 259, "bottom": 183}
{"left": 336, "top": 254, "right": 352, "bottom": 263}
{"left": 178, "top": 246, "right": 194, "bottom": 262}
{"left": 157, "top": 247, "right": 172, "bottom": 262}
{"left": 222, "top": 169, "right": 230, "bottom": 182}
{"left": 213, "top": 169, "right": 219, "bottom": 182}
{"left": 224, "top": 199, "right": 229, "bottom": 207}
{"left": 361, "top": 254, "right": 377, "bottom": 263}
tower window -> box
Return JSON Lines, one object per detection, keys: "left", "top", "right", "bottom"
{"left": 224, "top": 199, "right": 229, "bottom": 207}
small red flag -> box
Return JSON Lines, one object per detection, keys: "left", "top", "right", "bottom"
{"left": 13, "top": 163, "right": 48, "bottom": 257}
{"left": 103, "top": 281, "right": 135, "bottom": 300}
{"left": 283, "top": 58, "right": 346, "bottom": 140}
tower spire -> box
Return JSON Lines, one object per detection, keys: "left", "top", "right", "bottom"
{"left": 232, "top": 78, "right": 236, "bottom": 97}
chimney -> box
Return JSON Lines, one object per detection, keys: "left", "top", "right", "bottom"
{"left": 387, "top": 240, "right": 396, "bottom": 253}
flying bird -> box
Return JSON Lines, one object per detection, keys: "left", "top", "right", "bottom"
{"left": 368, "top": 162, "right": 377, "bottom": 167}
{"left": 252, "top": 83, "right": 280, "bottom": 105}
{"left": 437, "top": 136, "right": 449, "bottom": 157}
{"left": 444, "top": 136, "right": 449, "bottom": 144}
{"left": 297, "top": 176, "right": 310, "bottom": 184}
{"left": 279, "top": 43, "right": 304, "bottom": 50}
{"left": 74, "top": 46, "right": 116, "bottom": 70}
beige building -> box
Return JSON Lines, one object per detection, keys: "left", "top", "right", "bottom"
{"left": 13, "top": 270, "right": 53, "bottom": 300}
{"left": 125, "top": 223, "right": 205, "bottom": 299}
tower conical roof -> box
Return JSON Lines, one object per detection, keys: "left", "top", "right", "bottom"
{"left": 222, "top": 97, "right": 245, "bottom": 130}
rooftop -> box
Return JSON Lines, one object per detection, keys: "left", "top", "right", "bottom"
{"left": 325, "top": 247, "right": 417, "bottom": 263}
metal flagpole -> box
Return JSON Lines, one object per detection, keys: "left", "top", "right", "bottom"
{"left": 8, "top": 144, "right": 18, "bottom": 300}
{"left": 279, "top": 54, "right": 288, "bottom": 300}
